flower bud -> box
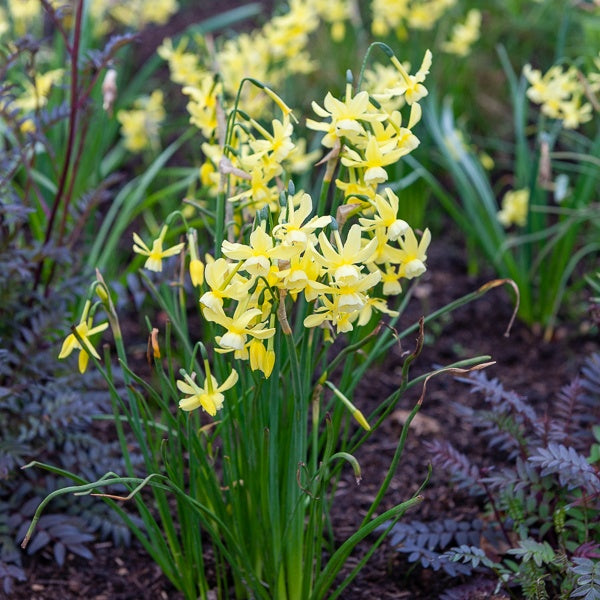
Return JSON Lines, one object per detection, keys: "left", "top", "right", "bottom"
{"left": 189, "top": 259, "right": 205, "bottom": 287}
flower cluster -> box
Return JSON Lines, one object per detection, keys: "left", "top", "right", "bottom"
{"left": 118, "top": 172, "right": 430, "bottom": 409}
{"left": 441, "top": 9, "right": 481, "bottom": 57}
{"left": 0, "top": 0, "right": 176, "bottom": 39}
{"left": 523, "top": 58, "right": 599, "bottom": 129}
{"left": 89, "top": 0, "right": 178, "bottom": 37}
{"left": 158, "top": 0, "right": 322, "bottom": 130}
{"left": 58, "top": 23, "right": 433, "bottom": 419}
{"left": 117, "top": 90, "right": 166, "bottom": 152}
{"left": 199, "top": 184, "right": 428, "bottom": 373}
{"left": 308, "top": 49, "right": 431, "bottom": 198}
{"left": 370, "top": 0, "right": 458, "bottom": 38}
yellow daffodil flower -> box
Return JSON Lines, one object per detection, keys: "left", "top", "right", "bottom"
{"left": 388, "top": 49, "right": 432, "bottom": 106}
{"left": 441, "top": 9, "right": 481, "bottom": 57}
{"left": 133, "top": 225, "right": 185, "bottom": 272}
{"left": 249, "top": 337, "right": 276, "bottom": 378}
{"left": 276, "top": 243, "right": 328, "bottom": 300}
{"left": 359, "top": 188, "right": 409, "bottom": 241}
{"left": 341, "top": 135, "right": 406, "bottom": 185}
{"left": 307, "top": 84, "right": 386, "bottom": 147}
{"left": 316, "top": 224, "right": 378, "bottom": 285}
{"left": 249, "top": 116, "right": 296, "bottom": 163}
{"left": 12, "top": 69, "right": 64, "bottom": 114}
{"left": 203, "top": 301, "right": 276, "bottom": 352}
{"left": 273, "top": 192, "right": 332, "bottom": 249}
{"left": 183, "top": 76, "right": 222, "bottom": 138}
{"left": 200, "top": 257, "right": 252, "bottom": 312}
{"left": 396, "top": 227, "right": 431, "bottom": 279}
{"left": 497, "top": 189, "right": 529, "bottom": 228}
{"left": 157, "top": 38, "right": 204, "bottom": 87}
{"left": 222, "top": 223, "right": 297, "bottom": 277}
{"left": 328, "top": 268, "right": 382, "bottom": 313}
{"left": 117, "top": 90, "right": 165, "bottom": 153}
{"left": 177, "top": 367, "right": 238, "bottom": 415}
{"left": 58, "top": 300, "right": 109, "bottom": 374}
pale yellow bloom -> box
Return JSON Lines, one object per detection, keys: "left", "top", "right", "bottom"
{"left": 273, "top": 192, "right": 332, "bottom": 249}
{"left": 371, "top": 0, "right": 410, "bottom": 37}
{"left": 363, "top": 63, "right": 408, "bottom": 113}
{"left": 523, "top": 63, "right": 591, "bottom": 128}
{"left": 249, "top": 116, "right": 296, "bottom": 163}
{"left": 328, "top": 269, "right": 382, "bottom": 313}
{"left": 12, "top": 69, "right": 64, "bottom": 114}
{"left": 204, "top": 301, "right": 276, "bottom": 352}
{"left": 222, "top": 223, "right": 297, "bottom": 277}
{"left": 359, "top": 188, "right": 409, "bottom": 241}
{"left": 497, "top": 189, "right": 529, "bottom": 228}
{"left": 276, "top": 244, "right": 328, "bottom": 300}
{"left": 58, "top": 300, "right": 109, "bottom": 374}
{"left": 396, "top": 227, "right": 431, "bottom": 279}
{"left": 117, "top": 90, "right": 165, "bottom": 152}
{"left": 158, "top": 38, "right": 204, "bottom": 87}
{"left": 316, "top": 224, "right": 378, "bottom": 285}
{"left": 177, "top": 368, "right": 238, "bottom": 415}
{"left": 441, "top": 9, "right": 481, "bottom": 57}
{"left": 189, "top": 259, "right": 204, "bottom": 287}
{"left": 110, "top": 0, "right": 178, "bottom": 28}
{"left": 310, "top": 0, "right": 352, "bottom": 41}
{"left": 133, "top": 225, "right": 184, "bottom": 272}
{"left": 183, "top": 76, "right": 221, "bottom": 137}
{"left": 249, "top": 338, "right": 276, "bottom": 378}
{"left": 341, "top": 135, "right": 407, "bottom": 185}
{"left": 388, "top": 49, "right": 432, "bottom": 106}
{"left": 307, "top": 84, "right": 386, "bottom": 147}
{"left": 560, "top": 94, "right": 593, "bottom": 129}
{"left": 200, "top": 257, "right": 252, "bottom": 312}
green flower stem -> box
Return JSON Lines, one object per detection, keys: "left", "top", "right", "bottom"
{"left": 361, "top": 395, "right": 423, "bottom": 526}
{"left": 356, "top": 41, "right": 395, "bottom": 90}
{"left": 316, "top": 176, "right": 331, "bottom": 217}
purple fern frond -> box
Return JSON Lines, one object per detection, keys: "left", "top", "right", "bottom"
{"left": 528, "top": 443, "right": 600, "bottom": 495}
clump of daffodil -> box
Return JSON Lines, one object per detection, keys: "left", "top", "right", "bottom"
{"left": 177, "top": 364, "right": 238, "bottom": 416}
{"left": 158, "top": 0, "right": 320, "bottom": 131}
{"left": 117, "top": 90, "right": 165, "bottom": 152}
{"left": 497, "top": 188, "right": 529, "bottom": 228}
{"left": 58, "top": 300, "right": 109, "bottom": 374}
{"left": 523, "top": 62, "right": 594, "bottom": 129}
{"left": 310, "top": 0, "right": 354, "bottom": 42}
{"left": 133, "top": 224, "right": 185, "bottom": 272}
{"left": 441, "top": 9, "right": 481, "bottom": 57}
